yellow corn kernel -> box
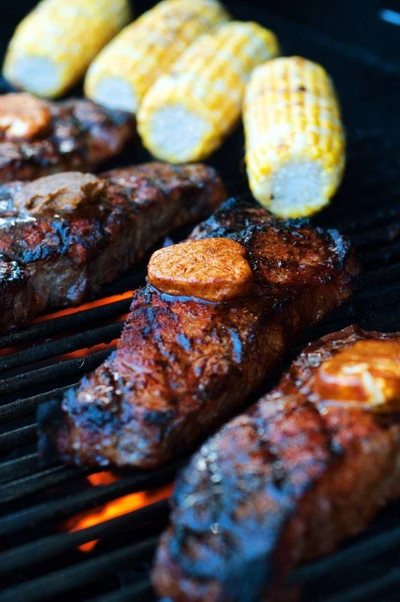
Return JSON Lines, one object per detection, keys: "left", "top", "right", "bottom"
{"left": 3, "top": 0, "right": 132, "bottom": 98}
{"left": 85, "top": 0, "right": 230, "bottom": 114}
{"left": 244, "top": 56, "right": 345, "bottom": 218}
{"left": 138, "top": 21, "right": 280, "bottom": 163}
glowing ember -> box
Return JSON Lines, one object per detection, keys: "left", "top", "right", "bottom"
{"left": 32, "top": 290, "right": 134, "bottom": 323}
{"left": 0, "top": 291, "right": 132, "bottom": 358}
{"left": 64, "top": 472, "right": 172, "bottom": 552}
{"left": 58, "top": 338, "right": 121, "bottom": 361}
{"left": 87, "top": 472, "right": 119, "bottom": 487}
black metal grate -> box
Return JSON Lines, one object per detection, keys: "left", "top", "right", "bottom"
{"left": 1, "top": 2, "right": 400, "bottom": 601}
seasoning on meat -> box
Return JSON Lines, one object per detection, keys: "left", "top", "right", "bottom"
{"left": 0, "top": 93, "right": 51, "bottom": 139}
{"left": 315, "top": 339, "right": 400, "bottom": 411}
{"left": 152, "top": 326, "right": 400, "bottom": 602}
{"left": 148, "top": 238, "right": 253, "bottom": 301}
{"left": 0, "top": 162, "right": 226, "bottom": 332}
{"left": 37, "top": 197, "right": 359, "bottom": 469}
{"left": 0, "top": 95, "right": 135, "bottom": 183}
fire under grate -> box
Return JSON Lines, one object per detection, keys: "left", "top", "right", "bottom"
{"left": 1, "top": 2, "right": 400, "bottom": 602}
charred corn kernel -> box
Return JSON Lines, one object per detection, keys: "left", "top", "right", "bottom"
{"left": 244, "top": 56, "right": 345, "bottom": 218}
{"left": 85, "top": 0, "right": 230, "bottom": 114}
{"left": 315, "top": 340, "right": 400, "bottom": 412}
{"left": 3, "top": 0, "right": 132, "bottom": 98}
{"left": 138, "top": 21, "right": 280, "bottom": 163}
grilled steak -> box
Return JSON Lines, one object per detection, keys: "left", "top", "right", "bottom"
{"left": 0, "top": 162, "right": 225, "bottom": 332}
{"left": 0, "top": 95, "right": 135, "bottom": 182}
{"left": 38, "top": 198, "right": 359, "bottom": 469}
{"left": 153, "top": 325, "right": 400, "bottom": 602}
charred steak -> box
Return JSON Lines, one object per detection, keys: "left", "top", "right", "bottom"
{"left": 153, "top": 325, "right": 400, "bottom": 602}
{"left": 0, "top": 162, "right": 225, "bottom": 332}
{"left": 0, "top": 93, "right": 135, "bottom": 182}
{"left": 38, "top": 198, "right": 360, "bottom": 468}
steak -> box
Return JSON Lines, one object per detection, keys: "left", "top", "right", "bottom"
{"left": 0, "top": 162, "right": 225, "bottom": 332}
{"left": 38, "top": 198, "right": 360, "bottom": 468}
{"left": 153, "top": 326, "right": 400, "bottom": 602}
{"left": 0, "top": 96, "right": 135, "bottom": 182}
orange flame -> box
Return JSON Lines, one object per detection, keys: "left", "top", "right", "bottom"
{"left": 37, "top": 292, "right": 133, "bottom": 360}
{"left": 58, "top": 339, "right": 121, "bottom": 361}
{"left": 0, "top": 292, "right": 132, "bottom": 358}
{"left": 32, "top": 291, "right": 134, "bottom": 323}
{"left": 64, "top": 472, "right": 172, "bottom": 552}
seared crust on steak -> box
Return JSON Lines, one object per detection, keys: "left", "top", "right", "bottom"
{"left": 38, "top": 198, "right": 359, "bottom": 468}
{"left": 0, "top": 162, "right": 225, "bottom": 332}
{"left": 153, "top": 325, "right": 400, "bottom": 602}
{"left": 0, "top": 97, "right": 135, "bottom": 182}
{"left": 0, "top": 255, "right": 34, "bottom": 332}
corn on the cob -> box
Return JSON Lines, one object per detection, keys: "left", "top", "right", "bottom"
{"left": 85, "top": 0, "right": 230, "bottom": 114}
{"left": 244, "top": 56, "right": 345, "bottom": 218}
{"left": 137, "top": 21, "right": 280, "bottom": 163}
{"left": 3, "top": 0, "right": 132, "bottom": 98}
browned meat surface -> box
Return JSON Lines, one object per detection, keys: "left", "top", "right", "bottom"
{"left": 38, "top": 198, "right": 359, "bottom": 469}
{"left": 0, "top": 162, "right": 225, "bottom": 332}
{"left": 0, "top": 96, "right": 135, "bottom": 182}
{"left": 153, "top": 325, "right": 400, "bottom": 602}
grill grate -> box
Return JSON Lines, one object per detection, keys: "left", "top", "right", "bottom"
{"left": 1, "top": 2, "right": 400, "bottom": 601}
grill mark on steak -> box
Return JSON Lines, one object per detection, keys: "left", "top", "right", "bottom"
{"left": 153, "top": 325, "right": 400, "bottom": 602}
{"left": 0, "top": 98, "right": 135, "bottom": 182}
{"left": 0, "top": 162, "right": 225, "bottom": 332}
{"left": 38, "top": 198, "right": 359, "bottom": 469}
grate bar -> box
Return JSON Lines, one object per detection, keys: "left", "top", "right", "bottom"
{"left": 0, "top": 463, "right": 94, "bottom": 504}
{"left": 0, "top": 537, "right": 158, "bottom": 602}
{"left": 88, "top": 581, "right": 154, "bottom": 602}
{"left": 0, "top": 298, "right": 131, "bottom": 351}
{"left": 350, "top": 223, "right": 400, "bottom": 249}
{"left": 0, "top": 322, "right": 122, "bottom": 371}
{"left": 97, "top": 270, "right": 147, "bottom": 299}
{"left": 0, "top": 385, "right": 72, "bottom": 424}
{"left": 0, "top": 423, "right": 36, "bottom": 454}
{"left": 0, "top": 462, "right": 181, "bottom": 536}
{"left": 329, "top": 173, "right": 400, "bottom": 209}
{"left": 334, "top": 206, "right": 400, "bottom": 237}
{"left": 292, "top": 526, "right": 400, "bottom": 583}
{"left": 354, "top": 290, "right": 400, "bottom": 315}
{"left": 324, "top": 568, "right": 400, "bottom": 602}
{"left": 228, "top": 0, "right": 400, "bottom": 75}
{"left": 0, "top": 349, "right": 112, "bottom": 395}
{"left": 0, "top": 453, "right": 39, "bottom": 484}
{"left": 364, "top": 263, "right": 400, "bottom": 287}
{"left": 0, "top": 499, "right": 168, "bottom": 577}
{"left": 354, "top": 281, "right": 400, "bottom": 305}
{"left": 0, "top": 4, "right": 398, "bottom": 602}
{"left": 358, "top": 239, "right": 400, "bottom": 268}
{"left": 319, "top": 184, "right": 400, "bottom": 226}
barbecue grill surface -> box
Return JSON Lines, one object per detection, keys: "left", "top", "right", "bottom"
{"left": 1, "top": 2, "right": 400, "bottom": 601}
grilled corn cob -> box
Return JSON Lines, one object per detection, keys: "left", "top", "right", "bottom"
{"left": 85, "top": 0, "right": 230, "bottom": 114}
{"left": 138, "top": 21, "right": 280, "bottom": 163}
{"left": 244, "top": 56, "right": 345, "bottom": 218}
{"left": 3, "top": 0, "right": 132, "bottom": 98}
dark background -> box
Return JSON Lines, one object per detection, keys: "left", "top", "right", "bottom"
{"left": 1, "top": 0, "right": 400, "bottom": 66}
